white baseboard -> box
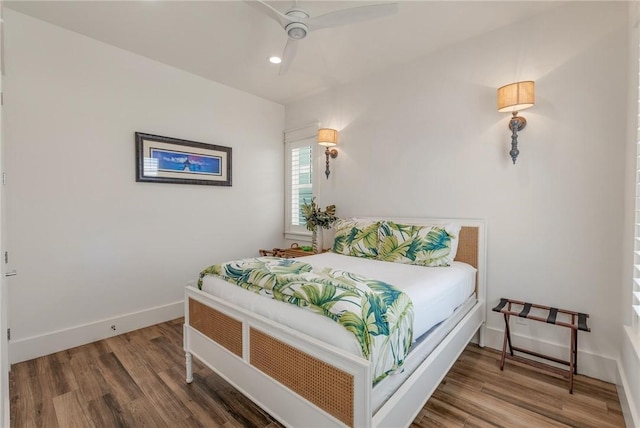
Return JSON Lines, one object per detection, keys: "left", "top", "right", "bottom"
{"left": 483, "top": 325, "right": 618, "bottom": 384}
{"left": 617, "top": 361, "right": 639, "bottom": 428}
{"left": 618, "top": 326, "right": 640, "bottom": 428}
{"left": 9, "top": 300, "right": 184, "bottom": 364}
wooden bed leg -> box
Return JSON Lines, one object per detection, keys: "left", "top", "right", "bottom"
{"left": 186, "top": 352, "right": 193, "bottom": 384}
{"left": 478, "top": 323, "right": 486, "bottom": 348}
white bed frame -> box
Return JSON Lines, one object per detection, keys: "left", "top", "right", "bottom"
{"left": 184, "top": 218, "right": 487, "bottom": 428}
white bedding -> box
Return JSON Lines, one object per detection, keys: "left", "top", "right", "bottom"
{"left": 200, "top": 252, "right": 476, "bottom": 358}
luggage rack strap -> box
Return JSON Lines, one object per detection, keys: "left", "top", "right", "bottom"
{"left": 491, "top": 298, "right": 590, "bottom": 332}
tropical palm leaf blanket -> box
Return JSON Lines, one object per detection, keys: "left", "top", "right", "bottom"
{"left": 197, "top": 256, "right": 414, "bottom": 383}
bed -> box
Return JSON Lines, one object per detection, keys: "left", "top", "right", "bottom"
{"left": 183, "top": 217, "right": 487, "bottom": 428}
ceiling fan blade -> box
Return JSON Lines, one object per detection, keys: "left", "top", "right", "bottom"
{"left": 246, "top": 0, "right": 296, "bottom": 28}
{"left": 307, "top": 2, "right": 398, "bottom": 32}
{"left": 279, "top": 38, "right": 298, "bottom": 75}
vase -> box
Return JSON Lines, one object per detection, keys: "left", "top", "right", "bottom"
{"left": 311, "top": 228, "right": 323, "bottom": 254}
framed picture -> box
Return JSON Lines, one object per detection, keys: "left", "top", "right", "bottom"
{"left": 135, "top": 133, "right": 232, "bottom": 186}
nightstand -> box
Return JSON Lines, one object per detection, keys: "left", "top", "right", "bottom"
{"left": 259, "top": 243, "right": 317, "bottom": 258}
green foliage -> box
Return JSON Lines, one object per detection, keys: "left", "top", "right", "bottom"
{"left": 423, "top": 228, "right": 450, "bottom": 251}
{"left": 301, "top": 197, "right": 337, "bottom": 231}
{"left": 339, "top": 312, "right": 371, "bottom": 358}
{"left": 333, "top": 221, "right": 380, "bottom": 258}
{"left": 378, "top": 235, "right": 412, "bottom": 262}
{"left": 378, "top": 222, "right": 453, "bottom": 266}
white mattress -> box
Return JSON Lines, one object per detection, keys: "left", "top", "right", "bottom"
{"left": 200, "top": 252, "right": 476, "bottom": 358}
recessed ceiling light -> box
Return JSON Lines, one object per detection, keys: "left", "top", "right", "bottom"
{"left": 269, "top": 56, "right": 282, "bottom": 64}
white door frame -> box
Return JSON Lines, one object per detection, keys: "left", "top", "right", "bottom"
{"left": 0, "top": 1, "right": 9, "bottom": 425}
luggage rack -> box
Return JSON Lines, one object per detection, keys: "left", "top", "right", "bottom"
{"left": 492, "top": 298, "right": 590, "bottom": 393}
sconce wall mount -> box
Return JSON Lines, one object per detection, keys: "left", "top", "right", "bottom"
{"left": 318, "top": 128, "right": 338, "bottom": 179}
{"left": 497, "top": 81, "right": 535, "bottom": 164}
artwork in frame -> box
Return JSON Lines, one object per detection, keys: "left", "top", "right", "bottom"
{"left": 135, "top": 132, "right": 232, "bottom": 186}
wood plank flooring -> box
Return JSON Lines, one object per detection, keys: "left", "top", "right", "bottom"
{"left": 10, "top": 318, "right": 625, "bottom": 427}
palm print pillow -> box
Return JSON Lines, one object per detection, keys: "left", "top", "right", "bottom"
{"left": 377, "top": 221, "right": 460, "bottom": 267}
{"left": 332, "top": 218, "right": 381, "bottom": 258}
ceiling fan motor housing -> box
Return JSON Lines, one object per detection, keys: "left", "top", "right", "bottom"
{"left": 285, "top": 22, "right": 308, "bottom": 39}
{"left": 284, "top": 8, "right": 309, "bottom": 40}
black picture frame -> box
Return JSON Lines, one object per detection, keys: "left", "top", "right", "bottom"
{"left": 135, "top": 132, "right": 232, "bottom": 186}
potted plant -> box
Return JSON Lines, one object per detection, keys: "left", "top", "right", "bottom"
{"left": 301, "top": 198, "right": 337, "bottom": 254}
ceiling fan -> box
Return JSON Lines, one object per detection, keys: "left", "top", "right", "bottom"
{"left": 249, "top": 1, "right": 399, "bottom": 74}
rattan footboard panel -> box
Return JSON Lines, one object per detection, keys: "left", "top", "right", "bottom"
{"left": 189, "top": 298, "right": 243, "bottom": 357}
{"left": 250, "top": 327, "right": 354, "bottom": 427}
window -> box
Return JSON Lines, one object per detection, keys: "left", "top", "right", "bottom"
{"left": 284, "top": 124, "right": 317, "bottom": 236}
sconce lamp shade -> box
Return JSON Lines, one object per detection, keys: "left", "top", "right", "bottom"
{"left": 318, "top": 128, "right": 338, "bottom": 147}
{"left": 497, "top": 81, "right": 535, "bottom": 113}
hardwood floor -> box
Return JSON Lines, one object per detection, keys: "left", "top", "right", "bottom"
{"left": 10, "top": 318, "right": 625, "bottom": 427}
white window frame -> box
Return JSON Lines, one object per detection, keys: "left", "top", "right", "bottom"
{"left": 284, "top": 124, "right": 318, "bottom": 240}
{"left": 633, "top": 34, "right": 640, "bottom": 332}
{"left": 634, "top": 118, "right": 640, "bottom": 331}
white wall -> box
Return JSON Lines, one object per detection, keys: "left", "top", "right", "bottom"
{"left": 287, "top": 2, "right": 627, "bottom": 383}
{"left": 4, "top": 10, "right": 285, "bottom": 362}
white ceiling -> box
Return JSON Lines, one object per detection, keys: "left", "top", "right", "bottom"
{"left": 5, "top": 1, "right": 565, "bottom": 105}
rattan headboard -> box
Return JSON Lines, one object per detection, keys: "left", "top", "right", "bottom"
{"left": 455, "top": 226, "right": 479, "bottom": 270}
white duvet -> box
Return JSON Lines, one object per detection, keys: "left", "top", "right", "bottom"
{"left": 200, "top": 252, "right": 476, "bottom": 357}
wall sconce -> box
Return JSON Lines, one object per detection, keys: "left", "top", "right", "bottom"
{"left": 318, "top": 128, "right": 338, "bottom": 179}
{"left": 497, "top": 81, "right": 535, "bottom": 164}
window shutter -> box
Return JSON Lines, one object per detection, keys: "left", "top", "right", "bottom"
{"left": 284, "top": 124, "right": 317, "bottom": 236}
{"left": 290, "top": 145, "right": 313, "bottom": 227}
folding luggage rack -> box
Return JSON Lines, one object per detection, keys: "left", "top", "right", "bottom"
{"left": 492, "top": 298, "right": 590, "bottom": 393}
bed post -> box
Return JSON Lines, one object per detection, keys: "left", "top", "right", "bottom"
{"left": 477, "top": 220, "right": 487, "bottom": 348}
{"left": 186, "top": 352, "right": 193, "bottom": 383}
{"left": 184, "top": 289, "right": 194, "bottom": 383}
